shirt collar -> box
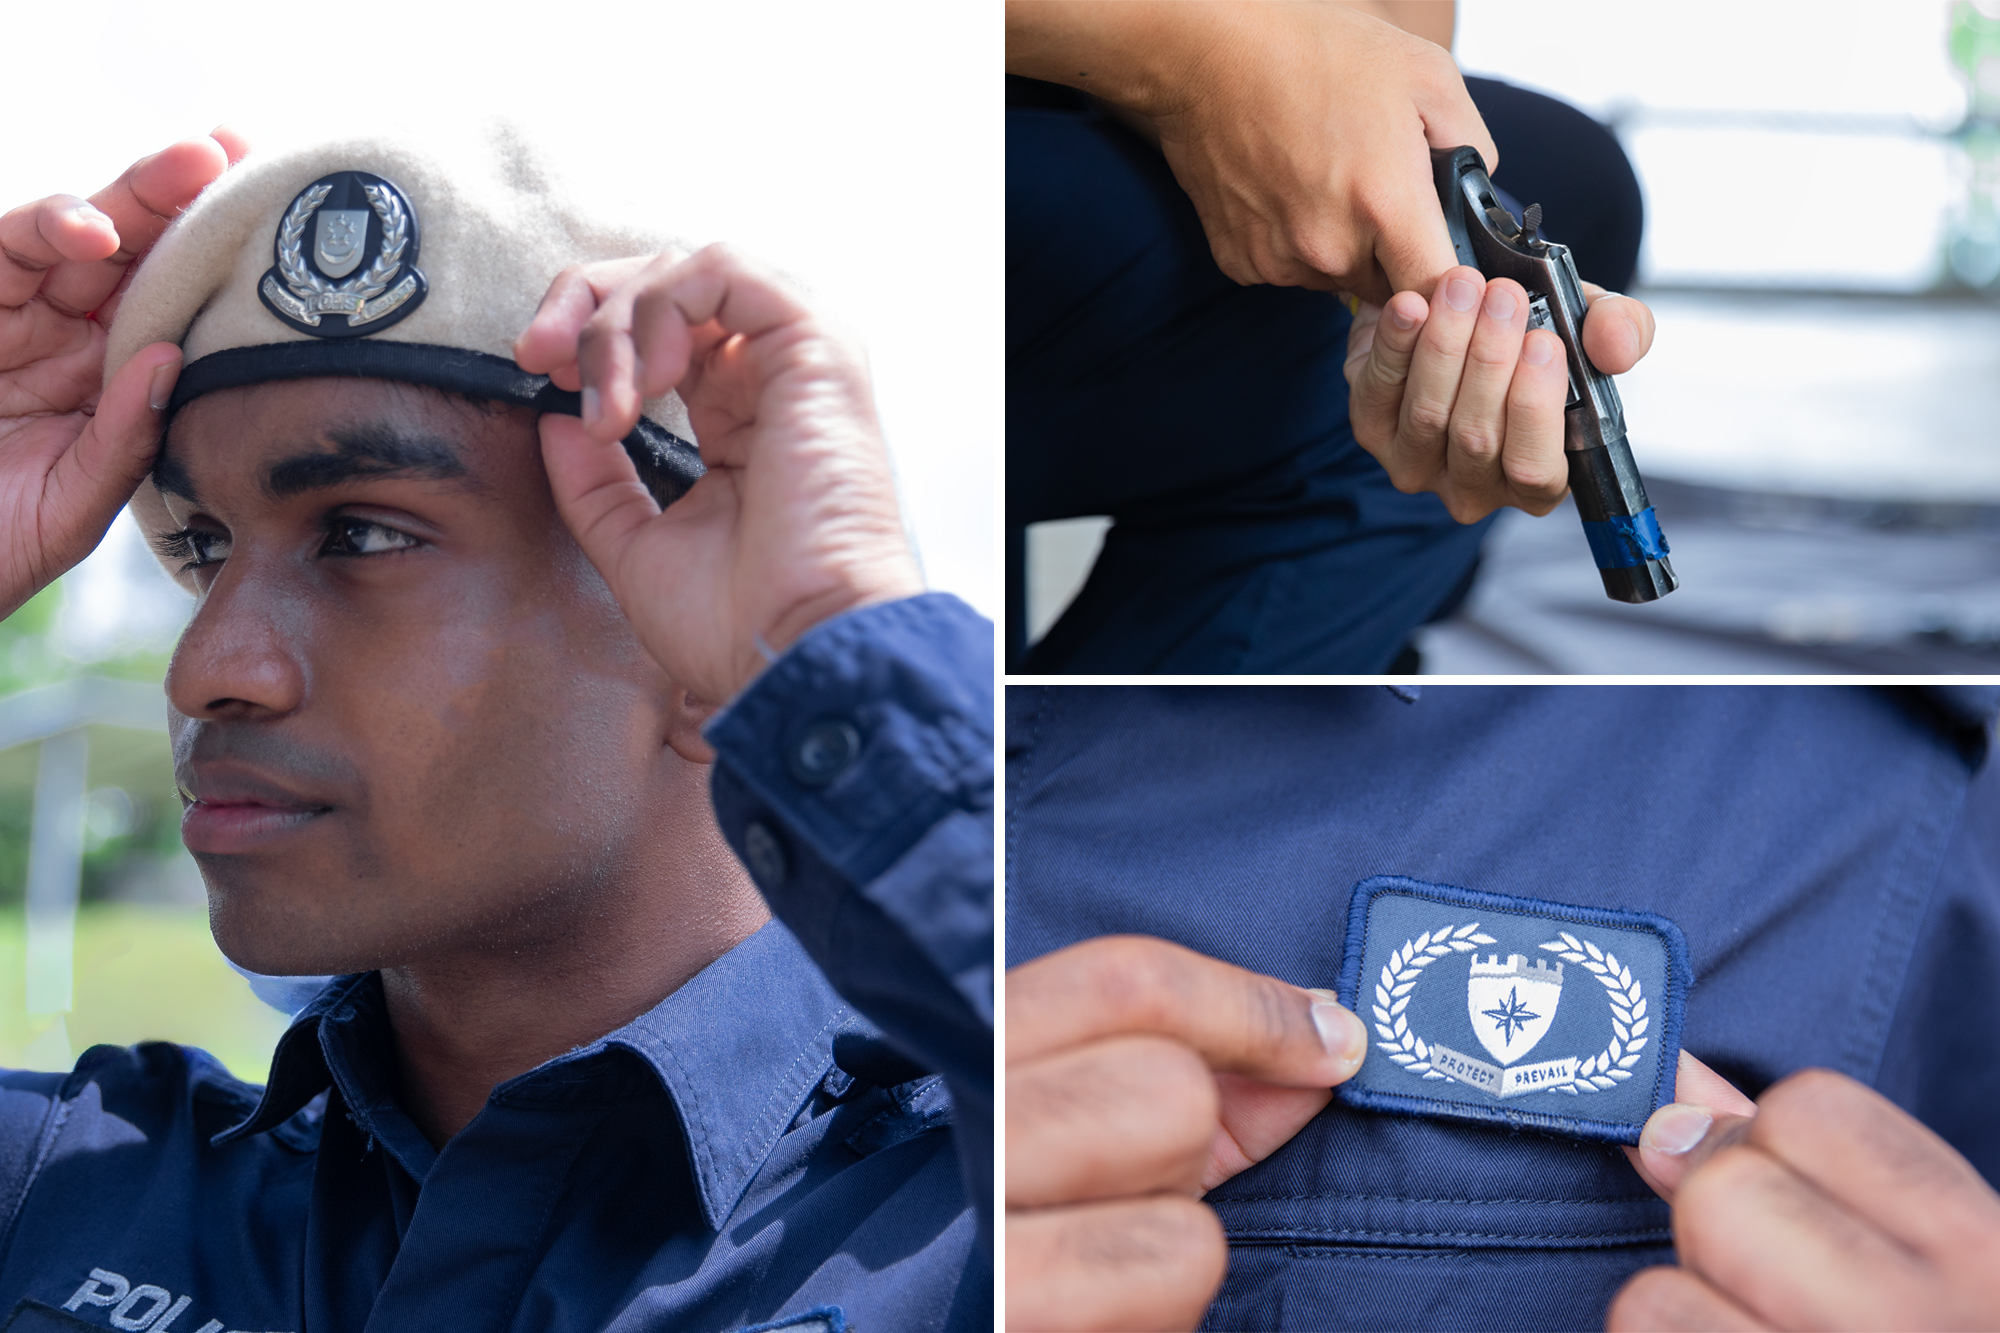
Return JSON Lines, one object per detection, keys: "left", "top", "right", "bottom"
{"left": 214, "top": 919, "right": 850, "bottom": 1230}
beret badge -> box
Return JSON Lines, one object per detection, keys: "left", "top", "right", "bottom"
{"left": 258, "top": 170, "right": 428, "bottom": 338}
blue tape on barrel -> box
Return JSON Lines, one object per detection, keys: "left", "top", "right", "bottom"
{"left": 1580, "top": 508, "right": 1669, "bottom": 569}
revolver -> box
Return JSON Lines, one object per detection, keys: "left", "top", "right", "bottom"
{"left": 1431, "top": 145, "right": 1677, "bottom": 603}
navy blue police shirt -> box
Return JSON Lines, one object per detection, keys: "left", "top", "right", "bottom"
{"left": 0, "top": 593, "right": 992, "bottom": 1333}
{"left": 1006, "top": 684, "right": 2000, "bottom": 1333}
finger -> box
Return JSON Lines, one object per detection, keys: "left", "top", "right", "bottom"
{"left": 626, "top": 243, "right": 814, "bottom": 387}
{"left": 35, "top": 342, "right": 180, "bottom": 576}
{"left": 1671, "top": 1051, "right": 1760, "bottom": 1118}
{"left": 208, "top": 125, "right": 253, "bottom": 164}
{"left": 1203, "top": 1072, "right": 1333, "bottom": 1192}
{"left": 44, "top": 138, "right": 231, "bottom": 318}
{"left": 1608, "top": 1266, "right": 1775, "bottom": 1333}
{"left": 575, "top": 284, "right": 644, "bottom": 441}
{"left": 1494, "top": 327, "right": 1570, "bottom": 514}
{"left": 0, "top": 196, "right": 121, "bottom": 310}
{"left": 1673, "top": 1143, "right": 1931, "bottom": 1331}
{"left": 1394, "top": 266, "right": 1485, "bottom": 467}
{"left": 1007, "top": 1035, "right": 1217, "bottom": 1207}
{"left": 1627, "top": 1052, "right": 1759, "bottom": 1202}
{"left": 1579, "top": 284, "right": 1656, "bottom": 375}
{"left": 1745, "top": 1068, "right": 2000, "bottom": 1260}
{"left": 537, "top": 411, "right": 661, "bottom": 576}
{"left": 1006, "top": 935, "right": 1366, "bottom": 1089}
{"left": 1414, "top": 46, "right": 1500, "bottom": 181}
{"left": 1345, "top": 292, "right": 1429, "bottom": 467}
{"left": 1443, "top": 278, "right": 1529, "bottom": 498}
{"left": 513, "top": 255, "right": 655, "bottom": 375}
{"left": 1006, "top": 1196, "right": 1226, "bottom": 1333}
{"left": 1369, "top": 174, "right": 1464, "bottom": 304}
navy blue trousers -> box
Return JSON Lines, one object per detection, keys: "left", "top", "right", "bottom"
{"left": 1007, "top": 76, "right": 1643, "bottom": 672}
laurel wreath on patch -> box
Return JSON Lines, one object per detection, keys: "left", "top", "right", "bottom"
{"left": 277, "top": 182, "right": 408, "bottom": 304}
{"left": 1372, "top": 922, "right": 1650, "bottom": 1096}
{"left": 1538, "top": 932, "right": 1649, "bottom": 1094}
{"left": 1371, "top": 921, "right": 1496, "bottom": 1080}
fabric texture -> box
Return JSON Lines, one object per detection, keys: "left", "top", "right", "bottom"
{"left": 1005, "top": 684, "right": 2000, "bottom": 1332}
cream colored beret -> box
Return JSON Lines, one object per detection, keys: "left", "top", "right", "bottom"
{"left": 108, "top": 125, "right": 702, "bottom": 511}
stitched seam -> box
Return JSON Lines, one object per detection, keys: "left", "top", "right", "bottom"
{"left": 1222, "top": 1226, "right": 1673, "bottom": 1242}
{"left": 1002, "top": 687, "right": 1050, "bottom": 899}
{"left": 0, "top": 1093, "right": 72, "bottom": 1267}
{"left": 1214, "top": 1193, "right": 1660, "bottom": 1206}
{"left": 1841, "top": 743, "right": 1969, "bottom": 1083}
{"left": 495, "top": 1099, "right": 610, "bottom": 1325}
{"left": 738, "top": 1006, "right": 850, "bottom": 1182}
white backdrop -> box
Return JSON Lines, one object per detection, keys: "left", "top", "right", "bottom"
{"left": 1, "top": 0, "right": 1000, "bottom": 641}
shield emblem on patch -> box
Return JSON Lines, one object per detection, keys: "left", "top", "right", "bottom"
{"left": 314, "top": 208, "right": 371, "bottom": 278}
{"left": 1466, "top": 953, "right": 1563, "bottom": 1065}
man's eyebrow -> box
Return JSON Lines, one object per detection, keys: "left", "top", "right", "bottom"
{"left": 151, "top": 448, "right": 199, "bottom": 504}
{"left": 264, "top": 422, "right": 469, "bottom": 498}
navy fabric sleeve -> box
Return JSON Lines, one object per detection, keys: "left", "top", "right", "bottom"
{"left": 706, "top": 592, "right": 994, "bottom": 1234}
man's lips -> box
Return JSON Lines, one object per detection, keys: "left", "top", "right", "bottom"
{"left": 178, "top": 768, "right": 334, "bottom": 855}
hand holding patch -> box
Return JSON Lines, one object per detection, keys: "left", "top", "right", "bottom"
{"left": 1611, "top": 1057, "right": 2000, "bottom": 1330}
{"left": 1006, "top": 935, "right": 1369, "bottom": 1333}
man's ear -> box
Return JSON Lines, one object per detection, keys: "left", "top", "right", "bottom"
{"left": 664, "top": 686, "right": 719, "bottom": 764}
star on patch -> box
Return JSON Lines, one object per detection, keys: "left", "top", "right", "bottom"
{"left": 1482, "top": 986, "right": 1541, "bottom": 1043}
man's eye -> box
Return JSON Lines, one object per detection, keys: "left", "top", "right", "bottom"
{"left": 155, "top": 528, "right": 231, "bottom": 572}
{"left": 322, "top": 518, "right": 420, "bottom": 557}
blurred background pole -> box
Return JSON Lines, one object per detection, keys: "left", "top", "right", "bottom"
{"left": 25, "top": 728, "right": 87, "bottom": 1055}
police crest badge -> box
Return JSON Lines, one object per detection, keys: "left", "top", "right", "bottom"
{"left": 259, "top": 171, "right": 428, "bottom": 337}
{"left": 1334, "top": 876, "right": 1692, "bottom": 1144}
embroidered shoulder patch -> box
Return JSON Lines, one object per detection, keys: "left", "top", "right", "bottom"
{"left": 1334, "top": 876, "right": 1691, "bottom": 1144}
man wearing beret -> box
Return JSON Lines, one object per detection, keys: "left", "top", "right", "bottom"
{"left": 0, "top": 127, "right": 990, "bottom": 1333}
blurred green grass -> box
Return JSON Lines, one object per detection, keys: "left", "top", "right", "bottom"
{"left": 0, "top": 903, "right": 289, "bottom": 1082}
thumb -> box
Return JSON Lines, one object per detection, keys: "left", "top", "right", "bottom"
{"left": 537, "top": 411, "right": 660, "bottom": 580}
{"left": 1623, "top": 1051, "right": 1760, "bottom": 1202}
{"left": 42, "top": 343, "right": 180, "bottom": 563}
{"left": 1346, "top": 291, "right": 1430, "bottom": 445}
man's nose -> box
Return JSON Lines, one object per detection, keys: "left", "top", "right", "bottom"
{"left": 164, "top": 562, "right": 309, "bottom": 721}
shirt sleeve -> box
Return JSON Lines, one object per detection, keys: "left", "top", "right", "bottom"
{"left": 705, "top": 592, "right": 993, "bottom": 1233}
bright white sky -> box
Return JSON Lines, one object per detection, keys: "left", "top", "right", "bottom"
{"left": 1457, "top": 0, "right": 1970, "bottom": 289}
{"left": 3, "top": 0, "right": 999, "bottom": 653}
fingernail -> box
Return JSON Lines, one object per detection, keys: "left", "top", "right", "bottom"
{"left": 1523, "top": 333, "right": 1556, "bottom": 367}
{"left": 581, "top": 385, "right": 601, "bottom": 427}
{"left": 1643, "top": 1104, "right": 1713, "bottom": 1156}
{"left": 147, "top": 356, "right": 182, "bottom": 412}
{"left": 70, "top": 202, "right": 110, "bottom": 226}
{"left": 1308, "top": 988, "right": 1366, "bottom": 1071}
{"left": 1483, "top": 285, "right": 1517, "bottom": 322}
{"left": 1387, "top": 305, "right": 1417, "bottom": 332}
{"left": 1445, "top": 277, "right": 1479, "bottom": 312}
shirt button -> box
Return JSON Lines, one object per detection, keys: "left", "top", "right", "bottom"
{"left": 743, "top": 821, "right": 788, "bottom": 886}
{"left": 789, "top": 718, "right": 861, "bottom": 787}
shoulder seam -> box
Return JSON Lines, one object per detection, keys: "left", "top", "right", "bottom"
{"left": 0, "top": 1090, "right": 74, "bottom": 1266}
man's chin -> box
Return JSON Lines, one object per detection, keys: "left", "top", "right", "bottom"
{"left": 199, "top": 861, "right": 393, "bottom": 979}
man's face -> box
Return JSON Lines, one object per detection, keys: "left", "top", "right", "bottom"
{"left": 148, "top": 378, "right": 702, "bottom": 976}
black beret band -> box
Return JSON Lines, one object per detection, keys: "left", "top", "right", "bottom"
{"left": 168, "top": 340, "right": 706, "bottom": 506}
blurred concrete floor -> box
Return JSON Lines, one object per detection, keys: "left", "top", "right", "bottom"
{"left": 1021, "top": 290, "right": 2000, "bottom": 674}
